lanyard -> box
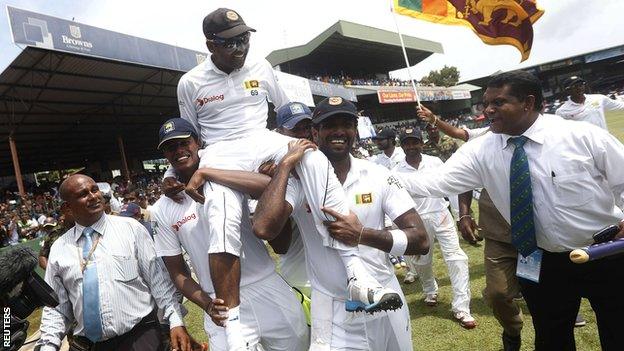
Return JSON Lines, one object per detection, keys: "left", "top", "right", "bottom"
{"left": 75, "top": 227, "right": 101, "bottom": 273}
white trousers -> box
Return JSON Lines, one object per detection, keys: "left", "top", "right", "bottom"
{"left": 204, "top": 273, "right": 309, "bottom": 351}
{"left": 405, "top": 209, "right": 471, "bottom": 314}
{"left": 198, "top": 129, "right": 350, "bottom": 256}
{"left": 310, "top": 277, "right": 412, "bottom": 351}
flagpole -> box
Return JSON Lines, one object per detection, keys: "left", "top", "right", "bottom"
{"left": 390, "top": 1, "right": 421, "bottom": 108}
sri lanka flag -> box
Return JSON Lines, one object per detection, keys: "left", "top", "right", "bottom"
{"left": 393, "top": 0, "right": 544, "bottom": 61}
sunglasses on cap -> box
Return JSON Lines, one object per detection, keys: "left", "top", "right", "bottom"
{"left": 210, "top": 32, "right": 250, "bottom": 50}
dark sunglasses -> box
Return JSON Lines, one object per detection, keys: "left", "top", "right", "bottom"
{"left": 210, "top": 32, "right": 250, "bottom": 50}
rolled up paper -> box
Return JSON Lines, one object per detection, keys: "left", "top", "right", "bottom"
{"left": 570, "top": 239, "right": 624, "bottom": 264}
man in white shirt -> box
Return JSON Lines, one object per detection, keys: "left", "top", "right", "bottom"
{"left": 37, "top": 174, "right": 194, "bottom": 351}
{"left": 152, "top": 118, "right": 309, "bottom": 351}
{"left": 393, "top": 127, "right": 476, "bottom": 329}
{"left": 253, "top": 97, "right": 430, "bottom": 350}
{"left": 555, "top": 75, "right": 624, "bottom": 130}
{"left": 369, "top": 128, "right": 405, "bottom": 169}
{"left": 401, "top": 70, "right": 624, "bottom": 350}
{"left": 167, "top": 9, "right": 399, "bottom": 347}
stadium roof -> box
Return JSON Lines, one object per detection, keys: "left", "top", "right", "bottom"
{"left": 266, "top": 20, "right": 443, "bottom": 75}
{"left": 0, "top": 6, "right": 207, "bottom": 177}
{"left": 0, "top": 47, "right": 186, "bottom": 176}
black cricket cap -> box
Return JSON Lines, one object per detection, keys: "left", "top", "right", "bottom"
{"left": 373, "top": 127, "right": 396, "bottom": 140}
{"left": 312, "top": 97, "right": 358, "bottom": 125}
{"left": 203, "top": 8, "right": 256, "bottom": 39}
{"left": 400, "top": 127, "right": 423, "bottom": 143}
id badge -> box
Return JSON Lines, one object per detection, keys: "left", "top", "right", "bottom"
{"left": 516, "top": 249, "right": 543, "bottom": 283}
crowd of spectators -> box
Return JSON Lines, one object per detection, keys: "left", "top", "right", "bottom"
{"left": 310, "top": 74, "right": 414, "bottom": 87}
{"left": 0, "top": 170, "right": 165, "bottom": 247}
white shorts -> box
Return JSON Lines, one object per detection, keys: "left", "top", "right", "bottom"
{"left": 204, "top": 272, "right": 309, "bottom": 351}
{"left": 197, "top": 129, "right": 350, "bottom": 256}
{"left": 310, "top": 276, "right": 412, "bottom": 351}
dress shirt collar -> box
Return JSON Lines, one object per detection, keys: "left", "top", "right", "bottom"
{"left": 499, "top": 114, "right": 547, "bottom": 149}
{"left": 72, "top": 213, "right": 107, "bottom": 242}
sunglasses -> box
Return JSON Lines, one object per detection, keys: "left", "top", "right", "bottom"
{"left": 210, "top": 32, "right": 250, "bottom": 50}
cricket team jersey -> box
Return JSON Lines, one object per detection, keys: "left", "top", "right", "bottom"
{"left": 177, "top": 57, "right": 290, "bottom": 145}
{"left": 286, "top": 156, "right": 416, "bottom": 294}
{"left": 151, "top": 193, "right": 274, "bottom": 294}
{"left": 556, "top": 94, "right": 624, "bottom": 130}
{"left": 392, "top": 155, "right": 449, "bottom": 215}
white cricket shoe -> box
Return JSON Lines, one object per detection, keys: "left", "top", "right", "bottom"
{"left": 345, "top": 277, "right": 403, "bottom": 313}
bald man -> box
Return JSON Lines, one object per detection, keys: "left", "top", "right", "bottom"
{"left": 37, "top": 175, "right": 195, "bottom": 351}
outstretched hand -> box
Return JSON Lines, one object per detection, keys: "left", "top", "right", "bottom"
{"left": 321, "top": 207, "right": 363, "bottom": 247}
{"left": 416, "top": 105, "right": 436, "bottom": 124}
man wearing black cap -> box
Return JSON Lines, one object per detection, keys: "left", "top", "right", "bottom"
{"left": 169, "top": 9, "right": 393, "bottom": 349}
{"left": 253, "top": 97, "right": 430, "bottom": 350}
{"left": 370, "top": 128, "right": 404, "bottom": 170}
{"left": 152, "top": 118, "right": 309, "bottom": 351}
{"left": 555, "top": 75, "right": 624, "bottom": 130}
{"left": 393, "top": 128, "right": 476, "bottom": 329}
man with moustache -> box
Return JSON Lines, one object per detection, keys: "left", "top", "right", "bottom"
{"left": 398, "top": 71, "right": 624, "bottom": 350}
{"left": 151, "top": 118, "right": 309, "bottom": 351}
{"left": 36, "top": 174, "right": 194, "bottom": 351}
{"left": 253, "top": 97, "right": 430, "bottom": 350}
{"left": 167, "top": 9, "right": 401, "bottom": 349}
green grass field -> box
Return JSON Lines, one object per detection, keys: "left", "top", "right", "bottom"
{"left": 26, "top": 111, "right": 624, "bottom": 350}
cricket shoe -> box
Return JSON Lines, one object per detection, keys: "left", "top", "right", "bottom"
{"left": 345, "top": 277, "right": 403, "bottom": 313}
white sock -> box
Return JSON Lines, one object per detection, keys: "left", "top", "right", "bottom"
{"left": 225, "top": 305, "right": 245, "bottom": 350}
{"left": 339, "top": 249, "right": 375, "bottom": 284}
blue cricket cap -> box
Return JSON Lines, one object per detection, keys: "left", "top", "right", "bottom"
{"left": 276, "top": 102, "right": 312, "bottom": 129}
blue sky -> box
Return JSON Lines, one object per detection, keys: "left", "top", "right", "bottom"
{"left": 1, "top": 0, "right": 622, "bottom": 81}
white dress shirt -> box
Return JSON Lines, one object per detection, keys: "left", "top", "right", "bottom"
{"left": 177, "top": 57, "right": 290, "bottom": 145}
{"left": 392, "top": 155, "right": 449, "bottom": 216}
{"left": 37, "top": 214, "right": 184, "bottom": 350}
{"left": 556, "top": 94, "right": 624, "bottom": 130}
{"left": 399, "top": 114, "right": 624, "bottom": 252}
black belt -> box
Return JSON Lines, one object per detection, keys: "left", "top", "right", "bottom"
{"left": 71, "top": 310, "right": 159, "bottom": 351}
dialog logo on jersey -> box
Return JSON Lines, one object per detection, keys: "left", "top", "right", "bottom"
{"left": 355, "top": 193, "right": 373, "bottom": 204}
{"left": 171, "top": 213, "right": 197, "bottom": 232}
{"left": 196, "top": 94, "right": 225, "bottom": 107}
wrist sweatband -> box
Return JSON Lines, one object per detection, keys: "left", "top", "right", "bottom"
{"left": 389, "top": 229, "right": 408, "bottom": 255}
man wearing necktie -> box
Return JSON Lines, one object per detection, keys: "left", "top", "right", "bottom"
{"left": 36, "top": 174, "right": 196, "bottom": 351}
{"left": 396, "top": 71, "right": 624, "bottom": 350}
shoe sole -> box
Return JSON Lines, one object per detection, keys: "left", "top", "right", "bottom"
{"left": 345, "top": 293, "right": 403, "bottom": 313}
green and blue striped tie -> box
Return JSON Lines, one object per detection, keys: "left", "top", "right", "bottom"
{"left": 509, "top": 136, "right": 538, "bottom": 257}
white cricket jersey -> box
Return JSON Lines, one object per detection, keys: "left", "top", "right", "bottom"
{"left": 392, "top": 156, "right": 449, "bottom": 215}
{"left": 369, "top": 147, "right": 405, "bottom": 170}
{"left": 177, "top": 57, "right": 290, "bottom": 145}
{"left": 287, "top": 157, "right": 416, "bottom": 290}
{"left": 555, "top": 94, "right": 624, "bottom": 130}
{"left": 278, "top": 224, "right": 310, "bottom": 291}
{"left": 151, "top": 193, "right": 274, "bottom": 293}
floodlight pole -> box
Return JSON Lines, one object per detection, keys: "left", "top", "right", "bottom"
{"left": 391, "top": 2, "right": 422, "bottom": 108}
{"left": 117, "top": 135, "right": 131, "bottom": 181}
{"left": 8, "top": 133, "right": 26, "bottom": 197}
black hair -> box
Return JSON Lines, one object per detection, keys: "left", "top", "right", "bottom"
{"left": 487, "top": 71, "right": 543, "bottom": 112}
